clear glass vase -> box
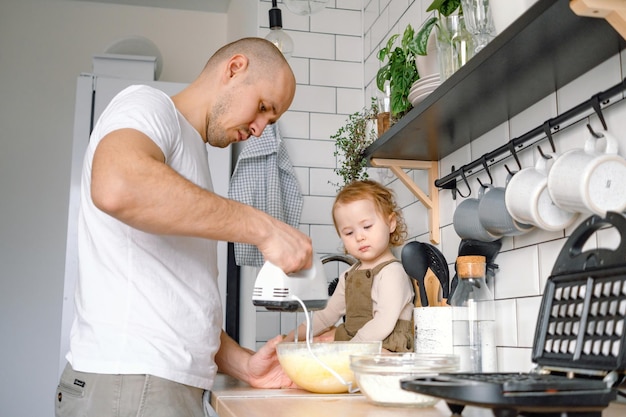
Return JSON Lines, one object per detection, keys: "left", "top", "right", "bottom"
{"left": 461, "top": 0, "right": 496, "bottom": 53}
{"left": 435, "top": 14, "right": 475, "bottom": 81}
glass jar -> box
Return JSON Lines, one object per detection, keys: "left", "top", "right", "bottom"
{"left": 435, "top": 13, "right": 475, "bottom": 81}
{"left": 450, "top": 255, "right": 497, "bottom": 372}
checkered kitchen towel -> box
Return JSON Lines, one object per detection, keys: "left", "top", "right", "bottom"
{"left": 228, "top": 123, "right": 303, "bottom": 267}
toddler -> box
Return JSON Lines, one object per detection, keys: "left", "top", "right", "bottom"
{"left": 285, "top": 180, "right": 414, "bottom": 352}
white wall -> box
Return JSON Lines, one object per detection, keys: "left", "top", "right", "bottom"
{"left": 228, "top": 0, "right": 260, "bottom": 41}
{"left": 0, "top": 1, "right": 226, "bottom": 416}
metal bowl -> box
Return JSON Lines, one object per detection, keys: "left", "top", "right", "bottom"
{"left": 276, "top": 341, "right": 381, "bottom": 394}
{"left": 350, "top": 353, "right": 459, "bottom": 407}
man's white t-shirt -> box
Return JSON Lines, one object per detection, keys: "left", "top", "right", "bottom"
{"left": 67, "top": 85, "right": 222, "bottom": 390}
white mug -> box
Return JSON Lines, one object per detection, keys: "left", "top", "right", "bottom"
{"left": 505, "top": 154, "right": 579, "bottom": 231}
{"left": 453, "top": 187, "right": 502, "bottom": 242}
{"left": 478, "top": 182, "right": 534, "bottom": 236}
{"left": 547, "top": 131, "right": 626, "bottom": 217}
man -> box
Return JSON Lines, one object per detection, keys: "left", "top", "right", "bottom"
{"left": 55, "top": 37, "right": 312, "bottom": 417}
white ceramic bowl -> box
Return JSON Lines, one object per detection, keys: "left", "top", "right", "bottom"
{"left": 350, "top": 353, "right": 459, "bottom": 407}
{"left": 276, "top": 341, "right": 381, "bottom": 394}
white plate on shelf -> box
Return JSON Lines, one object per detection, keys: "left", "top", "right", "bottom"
{"left": 408, "top": 83, "right": 440, "bottom": 105}
{"left": 411, "top": 75, "right": 440, "bottom": 87}
{"left": 412, "top": 73, "right": 440, "bottom": 86}
{"left": 410, "top": 81, "right": 440, "bottom": 98}
{"left": 410, "top": 81, "right": 440, "bottom": 94}
{"left": 410, "top": 89, "right": 438, "bottom": 106}
{"left": 411, "top": 76, "right": 439, "bottom": 88}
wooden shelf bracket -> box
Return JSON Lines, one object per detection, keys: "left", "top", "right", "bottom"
{"left": 571, "top": 0, "right": 626, "bottom": 40}
{"left": 370, "top": 158, "right": 440, "bottom": 244}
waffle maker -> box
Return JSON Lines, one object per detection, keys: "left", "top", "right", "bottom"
{"left": 401, "top": 212, "right": 626, "bottom": 417}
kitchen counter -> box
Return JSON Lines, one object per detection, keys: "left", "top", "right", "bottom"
{"left": 209, "top": 374, "right": 626, "bottom": 417}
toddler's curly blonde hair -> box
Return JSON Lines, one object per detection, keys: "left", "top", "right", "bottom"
{"left": 332, "top": 179, "right": 408, "bottom": 247}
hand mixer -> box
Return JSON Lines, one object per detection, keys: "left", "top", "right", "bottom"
{"left": 252, "top": 254, "right": 329, "bottom": 312}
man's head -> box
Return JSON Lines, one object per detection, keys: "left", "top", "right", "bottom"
{"left": 201, "top": 37, "right": 296, "bottom": 148}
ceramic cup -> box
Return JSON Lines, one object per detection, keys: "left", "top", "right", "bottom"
{"left": 505, "top": 154, "right": 579, "bottom": 231}
{"left": 547, "top": 131, "right": 626, "bottom": 217}
{"left": 453, "top": 187, "right": 501, "bottom": 242}
{"left": 478, "top": 182, "right": 534, "bottom": 236}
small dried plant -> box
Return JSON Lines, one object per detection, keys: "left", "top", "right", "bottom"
{"left": 331, "top": 99, "right": 379, "bottom": 190}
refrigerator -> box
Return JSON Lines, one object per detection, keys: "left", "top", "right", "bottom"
{"left": 59, "top": 74, "right": 232, "bottom": 375}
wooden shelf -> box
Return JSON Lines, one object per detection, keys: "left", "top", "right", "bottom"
{"left": 363, "top": 0, "right": 625, "bottom": 163}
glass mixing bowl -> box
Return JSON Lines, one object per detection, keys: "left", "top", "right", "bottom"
{"left": 350, "top": 352, "right": 459, "bottom": 407}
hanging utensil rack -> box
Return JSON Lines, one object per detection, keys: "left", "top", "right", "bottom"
{"left": 434, "top": 78, "right": 626, "bottom": 197}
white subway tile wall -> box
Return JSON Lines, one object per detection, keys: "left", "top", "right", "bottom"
{"left": 290, "top": 84, "right": 337, "bottom": 113}
{"left": 252, "top": 2, "right": 626, "bottom": 371}
{"left": 494, "top": 299, "right": 517, "bottom": 347}
{"left": 301, "top": 195, "right": 335, "bottom": 225}
{"left": 498, "top": 347, "right": 533, "bottom": 373}
{"left": 517, "top": 297, "right": 542, "bottom": 348}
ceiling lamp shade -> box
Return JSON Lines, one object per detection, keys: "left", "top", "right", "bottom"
{"left": 284, "top": 0, "right": 329, "bottom": 15}
{"left": 265, "top": 0, "right": 294, "bottom": 59}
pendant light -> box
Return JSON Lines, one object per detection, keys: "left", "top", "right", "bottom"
{"left": 284, "top": 0, "right": 329, "bottom": 15}
{"left": 265, "top": 0, "right": 294, "bottom": 59}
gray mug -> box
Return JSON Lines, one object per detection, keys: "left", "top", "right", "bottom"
{"left": 453, "top": 187, "right": 502, "bottom": 242}
{"left": 478, "top": 183, "right": 534, "bottom": 236}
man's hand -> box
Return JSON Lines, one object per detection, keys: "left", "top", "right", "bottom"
{"left": 215, "top": 332, "right": 297, "bottom": 389}
{"left": 257, "top": 219, "right": 313, "bottom": 274}
{"left": 246, "top": 335, "right": 298, "bottom": 389}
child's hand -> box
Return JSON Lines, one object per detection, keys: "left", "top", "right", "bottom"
{"left": 281, "top": 332, "right": 295, "bottom": 342}
{"left": 313, "top": 326, "right": 336, "bottom": 342}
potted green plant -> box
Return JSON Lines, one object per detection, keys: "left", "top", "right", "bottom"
{"left": 375, "top": 24, "right": 420, "bottom": 119}
{"left": 331, "top": 99, "right": 379, "bottom": 190}
{"left": 414, "top": 0, "right": 462, "bottom": 56}
{"left": 375, "top": 1, "right": 461, "bottom": 119}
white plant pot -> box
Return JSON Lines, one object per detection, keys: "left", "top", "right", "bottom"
{"left": 489, "top": 0, "right": 538, "bottom": 34}
{"left": 415, "top": 29, "right": 439, "bottom": 78}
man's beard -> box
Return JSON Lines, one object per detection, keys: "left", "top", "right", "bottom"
{"left": 205, "top": 99, "right": 231, "bottom": 149}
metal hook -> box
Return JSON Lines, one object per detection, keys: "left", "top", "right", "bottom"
{"left": 504, "top": 141, "right": 522, "bottom": 175}
{"left": 591, "top": 94, "right": 608, "bottom": 131}
{"left": 537, "top": 145, "right": 553, "bottom": 159}
{"left": 503, "top": 164, "right": 515, "bottom": 176}
{"left": 480, "top": 155, "right": 493, "bottom": 185}
{"left": 440, "top": 165, "right": 459, "bottom": 200}
{"left": 542, "top": 121, "right": 556, "bottom": 152}
{"left": 587, "top": 123, "right": 603, "bottom": 139}
{"left": 456, "top": 168, "right": 472, "bottom": 198}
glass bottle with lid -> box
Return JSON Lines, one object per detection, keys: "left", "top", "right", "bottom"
{"left": 450, "top": 255, "right": 497, "bottom": 373}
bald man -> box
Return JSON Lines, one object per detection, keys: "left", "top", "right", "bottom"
{"left": 56, "top": 38, "right": 312, "bottom": 417}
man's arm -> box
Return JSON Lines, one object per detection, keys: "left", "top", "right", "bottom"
{"left": 215, "top": 331, "right": 297, "bottom": 389}
{"left": 91, "top": 128, "right": 312, "bottom": 273}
